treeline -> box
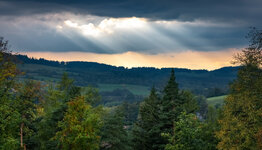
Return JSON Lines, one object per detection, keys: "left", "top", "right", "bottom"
{"left": 17, "top": 54, "right": 237, "bottom": 97}
{"left": 1, "top": 28, "right": 262, "bottom": 150}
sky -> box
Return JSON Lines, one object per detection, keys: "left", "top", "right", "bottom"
{"left": 0, "top": 0, "right": 261, "bottom": 70}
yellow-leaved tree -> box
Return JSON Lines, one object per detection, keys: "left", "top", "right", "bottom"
{"left": 216, "top": 28, "right": 262, "bottom": 149}
{"left": 55, "top": 96, "right": 103, "bottom": 150}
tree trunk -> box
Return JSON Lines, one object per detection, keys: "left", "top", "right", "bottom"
{"left": 20, "top": 122, "right": 24, "bottom": 148}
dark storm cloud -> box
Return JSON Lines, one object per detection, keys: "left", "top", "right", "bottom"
{"left": 0, "top": 0, "right": 260, "bottom": 54}
{"left": 0, "top": 0, "right": 262, "bottom": 24}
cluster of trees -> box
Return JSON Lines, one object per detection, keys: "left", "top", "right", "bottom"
{"left": 0, "top": 38, "right": 134, "bottom": 150}
{"left": 1, "top": 28, "right": 262, "bottom": 150}
{"left": 132, "top": 69, "right": 218, "bottom": 150}
{"left": 99, "top": 89, "right": 143, "bottom": 106}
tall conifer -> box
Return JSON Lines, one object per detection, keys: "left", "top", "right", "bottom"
{"left": 159, "top": 69, "right": 181, "bottom": 135}
{"left": 132, "top": 87, "right": 161, "bottom": 150}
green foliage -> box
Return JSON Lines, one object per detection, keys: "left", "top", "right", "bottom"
{"left": 100, "top": 106, "right": 131, "bottom": 150}
{"left": 16, "top": 80, "right": 43, "bottom": 149}
{"left": 0, "top": 96, "right": 20, "bottom": 150}
{"left": 217, "top": 28, "right": 262, "bottom": 150}
{"left": 159, "top": 69, "right": 180, "bottom": 133}
{"left": 98, "top": 84, "right": 150, "bottom": 96}
{"left": 157, "top": 69, "right": 183, "bottom": 149}
{"left": 206, "top": 106, "right": 217, "bottom": 124}
{"left": 57, "top": 73, "right": 82, "bottom": 101}
{"left": 55, "top": 96, "right": 103, "bottom": 150}
{"left": 133, "top": 70, "right": 200, "bottom": 150}
{"left": 119, "top": 101, "right": 139, "bottom": 126}
{"left": 217, "top": 65, "right": 262, "bottom": 149}
{"left": 99, "top": 89, "right": 142, "bottom": 106}
{"left": 17, "top": 55, "right": 238, "bottom": 98}
{"left": 196, "top": 96, "right": 208, "bottom": 119}
{"left": 132, "top": 87, "right": 161, "bottom": 150}
{"left": 4, "top": 31, "right": 262, "bottom": 150}
{"left": 0, "top": 38, "right": 21, "bottom": 149}
{"left": 83, "top": 86, "right": 101, "bottom": 105}
{"left": 179, "top": 90, "right": 198, "bottom": 114}
{"left": 36, "top": 84, "right": 65, "bottom": 150}
{"left": 206, "top": 95, "right": 226, "bottom": 108}
{"left": 164, "top": 112, "right": 216, "bottom": 150}
{"left": 36, "top": 73, "right": 102, "bottom": 149}
{"left": 0, "top": 37, "right": 18, "bottom": 85}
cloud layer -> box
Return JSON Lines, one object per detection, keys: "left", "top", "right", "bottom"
{"left": 0, "top": 13, "right": 247, "bottom": 54}
{"left": 0, "top": 0, "right": 261, "bottom": 69}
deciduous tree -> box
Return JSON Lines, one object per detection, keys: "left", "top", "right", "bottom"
{"left": 55, "top": 96, "right": 103, "bottom": 150}
{"left": 217, "top": 28, "right": 262, "bottom": 149}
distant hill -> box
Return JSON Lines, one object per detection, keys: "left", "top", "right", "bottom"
{"left": 16, "top": 54, "right": 239, "bottom": 99}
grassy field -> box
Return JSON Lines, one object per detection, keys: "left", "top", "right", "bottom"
{"left": 18, "top": 64, "right": 64, "bottom": 71}
{"left": 207, "top": 95, "right": 226, "bottom": 107}
{"left": 98, "top": 84, "right": 150, "bottom": 96}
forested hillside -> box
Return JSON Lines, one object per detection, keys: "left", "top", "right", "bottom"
{"left": 17, "top": 54, "right": 238, "bottom": 98}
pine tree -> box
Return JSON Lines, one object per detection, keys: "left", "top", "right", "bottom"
{"left": 217, "top": 28, "right": 262, "bottom": 149}
{"left": 132, "top": 87, "right": 161, "bottom": 150}
{"left": 157, "top": 69, "right": 182, "bottom": 149}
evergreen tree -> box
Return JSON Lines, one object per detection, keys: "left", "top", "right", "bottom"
{"left": 118, "top": 101, "right": 139, "bottom": 127}
{"left": 132, "top": 87, "right": 161, "bottom": 150}
{"left": 157, "top": 69, "right": 182, "bottom": 149}
{"left": 36, "top": 85, "right": 64, "bottom": 150}
{"left": 100, "top": 106, "right": 131, "bottom": 150}
{"left": 16, "top": 80, "right": 43, "bottom": 150}
{"left": 217, "top": 28, "right": 262, "bottom": 149}
{"left": 179, "top": 90, "right": 198, "bottom": 114}
{"left": 57, "top": 72, "right": 81, "bottom": 102}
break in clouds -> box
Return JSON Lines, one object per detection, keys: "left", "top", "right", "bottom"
{"left": 0, "top": 0, "right": 261, "bottom": 54}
